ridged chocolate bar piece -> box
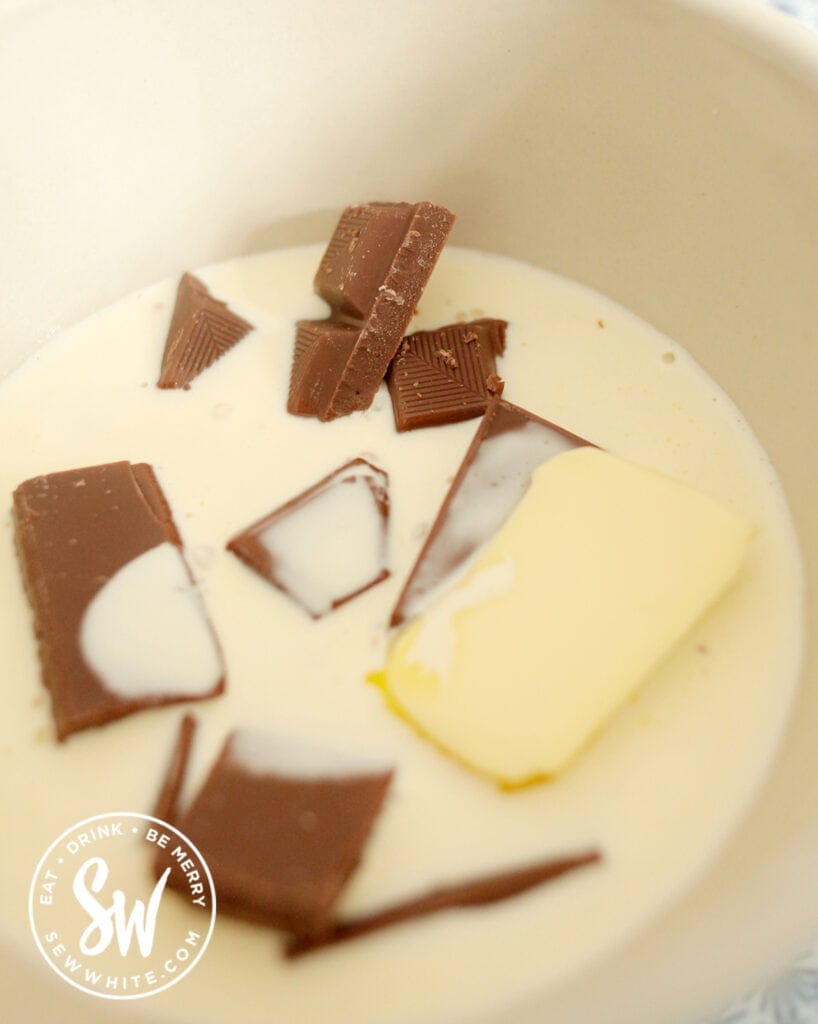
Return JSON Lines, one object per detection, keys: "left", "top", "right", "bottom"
{"left": 387, "top": 318, "right": 507, "bottom": 431}
{"left": 158, "top": 273, "right": 253, "bottom": 389}
{"left": 156, "top": 719, "right": 394, "bottom": 936}
{"left": 286, "top": 848, "right": 601, "bottom": 957}
{"left": 13, "top": 461, "right": 225, "bottom": 739}
{"left": 227, "top": 458, "right": 390, "bottom": 619}
{"left": 288, "top": 201, "right": 455, "bottom": 421}
{"left": 391, "top": 397, "right": 595, "bottom": 626}
{"left": 315, "top": 202, "right": 417, "bottom": 319}
{"left": 287, "top": 320, "right": 361, "bottom": 417}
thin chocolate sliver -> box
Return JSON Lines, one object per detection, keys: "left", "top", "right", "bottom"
{"left": 387, "top": 318, "right": 507, "bottom": 431}
{"left": 157, "top": 726, "right": 394, "bottom": 936}
{"left": 391, "top": 397, "right": 595, "bottom": 626}
{"left": 227, "top": 458, "right": 390, "bottom": 619}
{"left": 13, "top": 461, "right": 225, "bottom": 739}
{"left": 153, "top": 714, "right": 198, "bottom": 826}
{"left": 158, "top": 273, "right": 253, "bottom": 389}
{"left": 288, "top": 201, "right": 455, "bottom": 421}
{"left": 286, "top": 849, "right": 602, "bottom": 957}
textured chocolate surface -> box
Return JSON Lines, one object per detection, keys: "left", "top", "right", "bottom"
{"left": 387, "top": 318, "right": 507, "bottom": 431}
{"left": 227, "top": 458, "right": 390, "bottom": 618}
{"left": 286, "top": 849, "right": 602, "bottom": 956}
{"left": 391, "top": 397, "right": 595, "bottom": 626}
{"left": 315, "top": 202, "right": 417, "bottom": 320}
{"left": 288, "top": 201, "right": 455, "bottom": 421}
{"left": 158, "top": 273, "right": 253, "bottom": 389}
{"left": 287, "top": 320, "right": 361, "bottom": 417}
{"left": 157, "top": 724, "right": 394, "bottom": 936}
{"left": 13, "top": 461, "right": 225, "bottom": 739}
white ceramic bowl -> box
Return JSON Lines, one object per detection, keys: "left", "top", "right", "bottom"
{"left": 1, "top": 1, "right": 817, "bottom": 1021}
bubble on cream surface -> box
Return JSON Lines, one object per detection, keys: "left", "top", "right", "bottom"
{"left": 79, "top": 541, "right": 222, "bottom": 698}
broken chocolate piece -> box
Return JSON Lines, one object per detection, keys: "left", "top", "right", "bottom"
{"left": 386, "top": 318, "right": 507, "bottom": 431}
{"left": 153, "top": 714, "right": 198, "bottom": 825}
{"left": 158, "top": 273, "right": 253, "bottom": 389}
{"left": 288, "top": 201, "right": 456, "bottom": 421}
{"left": 391, "top": 397, "right": 594, "bottom": 626}
{"left": 13, "top": 461, "right": 225, "bottom": 739}
{"left": 158, "top": 725, "right": 394, "bottom": 935}
{"left": 227, "top": 458, "right": 390, "bottom": 618}
{"left": 315, "top": 202, "right": 417, "bottom": 320}
{"left": 287, "top": 320, "right": 361, "bottom": 417}
{"left": 286, "top": 849, "right": 602, "bottom": 956}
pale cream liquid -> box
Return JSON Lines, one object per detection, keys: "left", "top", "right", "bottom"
{"left": 0, "top": 246, "right": 803, "bottom": 1024}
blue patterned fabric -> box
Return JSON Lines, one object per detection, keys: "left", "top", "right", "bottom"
{"left": 705, "top": 950, "right": 818, "bottom": 1024}
{"left": 764, "top": 0, "right": 818, "bottom": 30}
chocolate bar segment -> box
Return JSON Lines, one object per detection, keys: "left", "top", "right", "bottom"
{"left": 387, "top": 318, "right": 507, "bottom": 431}
{"left": 315, "top": 202, "right": 416, "bottom": 320}
{"left": 287, "top": 320, "right": 361, "bottom": 417}
{"left": 288, "top": 201, "right": 455, "bottom": 421}
{"left": 391, "top": 397, "right": 595, "bottom": 626}
{"left": 158, "top": 726, "right": 394, "bottom": 935}
{"left": 158, "top": 273, "right": 253, "bottom": 389}
{"left": 13, "top": 461, "right": 225, "bottom": 739}
{"left": 227, "top": 458, "right": 390, "bottom": 618}
{"left": 286, "top": 849, "right": 602, "bottom": 956}
{"left": 153, "top": 714, "right": 198, "bottom": 825}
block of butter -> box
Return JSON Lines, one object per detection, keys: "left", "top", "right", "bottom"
{"left": 382, "top": 446, "right": 753, "bottom": 786}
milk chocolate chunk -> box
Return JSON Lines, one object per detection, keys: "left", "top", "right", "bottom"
{"left": 315, "top": 202, "right": 417, "bottom": 320}
{"left": 287, "top": 320, "right": 361, "bottom": 417}
{"left": 391, "top": 397, "right": 594, "bottom": 626}
{"left": 227, "top": 458, "right": 390, "bottom": 618}
{"left": 157, "top": 725, "right": 394, "bottom": 935}
{"left": 286, "top": 849, "right": 602, "bottom": 957}
{"left": 158, "top": 273, "right": 253, "bottom": 389}
{"left": 13, "top": 461, "right": 225, "bottom": 739}
{"left": 386, "top": 318, "right": 507, "bottom": 432}
{"left": 153, "top": 714, "right": 197, "bottom": 825}
{"left": 289, "top": 201, "right": 456, "bottom": 421}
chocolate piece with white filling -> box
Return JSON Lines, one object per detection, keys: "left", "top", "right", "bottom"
{"left": 156, "top": 721, "right": 394, "bottom": 936}
{"left": 13, "top": 461, "right": 225, "bottom": 739}
{"left": 386, "top": 318, "right": 507, "bottom": 432}
{"left": 227, "top": 458, "right": 390, "bottom": 618}
{"left": 288, "top": 201, "right": 455, "bottom": 421}
{"left": 286, "top": 848, "right": 602, "bottom": 956}
{"left": 158, "top": 273, "right": 253, "bottom": 390}
{"left": 390, "top": 397, "right": 595, "bottom": 626}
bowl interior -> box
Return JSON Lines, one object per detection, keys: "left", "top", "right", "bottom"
{"left": 1, "top": 1, "right": 817, "bottom": 1021}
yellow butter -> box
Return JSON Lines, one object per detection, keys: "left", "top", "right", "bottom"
{"left": 383, "top": 447, "right": 753, "bottom": 786}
